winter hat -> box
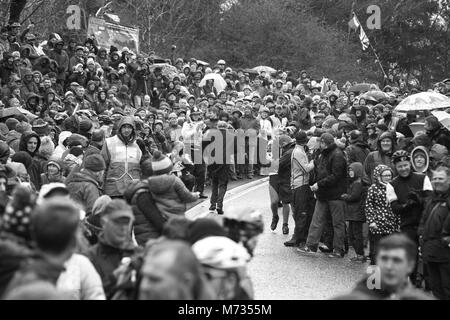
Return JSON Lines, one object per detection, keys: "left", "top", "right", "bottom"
{"left": 79, "top": 118, "right": 93, "bottom": 133}
{"left": 320, "top": 133, "right": 335, "bottom": 147}
{"left": 11, "top": 152, "right": 33, "bottom": 169}
{"left": 46, "top": 160, "right": 62, "bottom": 173}
{"left": 38, "top": 136, "right": 55, "bottom": 160}
{"left": 278, "top": 135, "right": 294, "bottom": 148}
{"left": 32, "top": 119, "right": 49, "bottom": 136}
{"left": 295, "top": 131, "right": 309, "bottom": 145}
{"left": 349, "top": 162, "right": 364, "bottom": 180}
{"left": 5, "top": 118, "right": 19, "bottom": 131}
{"left": 84, "top": 154, "right": 106, "bottom": 172}
{"left": 36, "top": 183, "right": 69, "bottom": 205}
{"left": 66, "top": 134, "right": 89, "bottom": 148}
{"left": 151, "top": 150, "right": 173, "bottom": 176}
{"left": 1, "top": 186, "right": 35, "bottom": 243}
{"left": 349, "top": 130, "right": 363, "bottom": 144}
{"left": 69, "top": 146, "right": 84, "bottom": 157}
{"left": 187, "top": 218, "right": 227, "bottom": 245}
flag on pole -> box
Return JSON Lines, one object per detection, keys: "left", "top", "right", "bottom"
{"left": 348, "top": 13, "right": 371, "bottom": 51}
{"left": 348, "top": 14, "right": 360, "bottom": 30}
{"left": 359, "top": 27, "right": 370, "bottom": 51}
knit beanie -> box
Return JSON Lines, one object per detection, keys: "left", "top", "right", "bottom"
{"left": 38, "top": 136, "right": 55, "bottom": 159}
{"left": 5, "top": 118, "right": 19, "bottom": 131}
{"left": 320, "top": 133, "right": 335, "bottom": 147}
{"left": 429, "top": 144, "right": 448, "bottom": 161}
{"left": 79, "top": 118, "right": 93, "bottom": 133}
{"left": 151, "top": 150, "right": 173, "bottom": 176}
{"left": 32, "top": 119, "right": 49, "bottom": 136}
{"left": 84, "top": 154, "right": 106, "bottom": 172}
{"left": 187, "top": 218, "right": 227, "bottom": 245}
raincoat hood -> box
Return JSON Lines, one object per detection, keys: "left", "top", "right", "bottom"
{"left": 349, "top": 162, "right": 363, "bottom": 181}
{"left": 117, "top": 116, "right": 136, "bottom": 145}
{"left": 373, "top": 164, "right": 393, "bottom": 186}
{"left": 57, "top": 131, "right": 72, "bottom": 148}
{"left": 411, "top": 146, "right": 429, "bottom": 173}
{"left": 18, "top": 132, "right": 41, "bottom": 157}
{"left": 377, "top": 131, "right": 396, "bottom": 156}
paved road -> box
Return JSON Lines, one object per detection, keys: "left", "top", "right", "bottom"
{"left": 187, "top": 179, "right": 368, "bottom": 300}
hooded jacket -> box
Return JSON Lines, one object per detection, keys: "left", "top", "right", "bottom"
{"left": 426, "top": 117, "right": 450, "bottom": 151}
{"left": 52, "top": 131, "right": 72, "bottom": 160}
{"left": 363, "top": 131, "right": 396, "bottom": 185}
{"left": 343, "top": 163, "right": 366, "bottom": 222}
{"left": 147, "top": 174, "right": 198, "bottom": 219}
{"left": 101, "top": 117, "right": 142, "bottom": 197}
{"left": 365, "top": 165, "right": 400, "bottom": 235}
{"left": 315, "top": 143, "right": 348, "bottom": 201}
{"left": 419, "top": 190, "right": 450, "bottom": 263}
{"left": 20, "top": 68, "right": 39, "bottom": 97}
{"left": 66, "top": 170, "right": 102, "bottom": 215}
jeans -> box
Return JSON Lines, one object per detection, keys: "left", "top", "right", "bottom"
{"left": 193, "top": 163, "right": 206, "bottom": 194}
{"left": 211, "top": 175, "right": 228, "bottom": 210}
{"left": 291, "top": 185, "right": 315, "bottom": 244}
{"left": 369, "top": 233, "right": 388, "bottom": 265}
{"left": 426, "top": 261, "right": 450, "bottom": 300}
{"left": 348, "top": 221, "right": 364, "bottom": 256}
{"left": 306, "top": 200, "right": 346, "bottom": 253}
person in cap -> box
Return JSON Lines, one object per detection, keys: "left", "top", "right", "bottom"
{"left": 101, "top": 116, "right": 142, "bottom": 198}
{"left": 386, "top": 150, "right": 433, "bottom": 285}
{"left": 284, "top": 131, "right": 316, "bottom": 247}
{"left": 298, "top": 133, "right": 348, "bottom": 258}
{"left": 65, "top": 154, "right": 106, "bottom": 215}
{"left": 307, "top": 113, "right": 325, "bottom": 135}
{"left": 85, "top": 199, "right": 139, "bottom": 298}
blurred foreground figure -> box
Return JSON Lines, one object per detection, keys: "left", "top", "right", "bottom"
{"left": 138, "top": 240, "right": 215, "bottom": 300}
{"left": 334, "top": 234, "right": 433, "bottom": 300}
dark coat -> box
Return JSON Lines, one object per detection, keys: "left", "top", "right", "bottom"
{"left": 315, "top": 144, "right": 348, "bottom": 201}
{"left": 65, "top": 171, "right": 103, "bottom": 215}
{"left": 419, "top": 191, "right": 450, "bottom": 263}
{"left": 85, "top": 235, "right": 139, "bottom": 299}
{"left": 363, "top": 131, "right": 396, "bottom": 186}
{"left": 345, "top": 141, "right": 370, "bottom": 165}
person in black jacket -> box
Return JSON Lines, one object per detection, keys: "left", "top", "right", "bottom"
{"left": 298, "top": 133, "right": 348, "bottom": 258}
{"left": 418, "top": 166, "right": 450, "bottom": 300}
{"left": 387, "top": 150, "right": 433, "bottom": 286}
{"left": 424, "top": 116, "right": 450, "bottom": 151}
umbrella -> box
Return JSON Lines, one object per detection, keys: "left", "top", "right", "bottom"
{"left": 360, "top": 90, "right": 389, "bottom": 102}
{"left": 252, "top": 66, "right": 276, "bottom": 74}
{"left": 199, "top": 73, "right": 227, "bottom": 92}
{"left": 395, "top": 92, "right": 450, "bottom": 112}
{"left": 241, "top": 68, "right": 259, "bottom": 76}
{"left": 148, "top": 63, "right": 179, "bottom": 80}
{"left": 432, "top": 111, "right": 450, "bottom": 131}
{"left": 348, "top": 83, "right": 378, "bottom": 94}
{"left": 196, "top": 60, "right": 210, "bottom": 66}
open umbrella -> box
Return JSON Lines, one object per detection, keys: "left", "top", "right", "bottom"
{"left": 432, "top": 111, "right": 450, "bottom": 131}
{"left": 348, "top": 83, "right": 378, "bottom": 94}
{"left": 196, "top": 60, "right": 210, "bottom": 67}
{"left": 253, "top": 66, "right": 276, "bottom": 74}
{"left": 148, "top": 63, "right": 179, "bottom": 80}
{"left": 360, "top": 90, "right": 389, "bottom": 102}
{"left": 395, "top": 92, "right": 450, "bottom": 112}
{"left": 241, "top": 68, "right": 260, "bottom": 76}
{"left": 199, "top": 73, "right": 227, "bottom": 92}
